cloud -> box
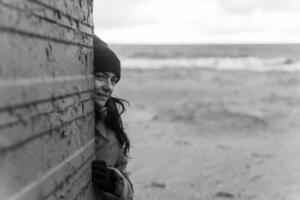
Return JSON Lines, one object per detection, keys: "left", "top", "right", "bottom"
{"left": 94, "top": 0, "right": 300, "bottom": 43}
{"left": 93, "top": 0, "right": 157, "bottom": 29}
{"left": 137, "top": 0, "right": 218, "bottom": 22}
{"left": 95, "top": 22, "right": 300, "bottom": 44}
{"left": 218, "top": 0, "right": 300, "bottom": 14}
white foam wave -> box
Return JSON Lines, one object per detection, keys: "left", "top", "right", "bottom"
{"left": 122, "top": 57, "right": 300, "bottom": 72}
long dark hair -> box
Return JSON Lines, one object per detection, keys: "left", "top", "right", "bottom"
{"left": 95, "top": 96, "right": 130, "bottom": 156}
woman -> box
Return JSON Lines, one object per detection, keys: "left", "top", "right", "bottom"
{"left": 92, "top": 35, "right": 133, "bottom": 200}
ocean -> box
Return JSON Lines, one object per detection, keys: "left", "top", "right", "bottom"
{"left": 113, "top": 44, "right": 300, "bottom": 200}
{"left": 111, "top": 44, "right": 300, "bottom": 71}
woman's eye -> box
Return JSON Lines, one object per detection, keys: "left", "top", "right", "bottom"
{"left": 95, "top": 74, "right": 106, "bottom": 80}
{"left": 111, "top": 78, "right": 118, "bottom": 85}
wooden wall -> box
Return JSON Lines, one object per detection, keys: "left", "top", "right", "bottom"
{"left": 0, "top": 0, "right": 95, "bottom": 199}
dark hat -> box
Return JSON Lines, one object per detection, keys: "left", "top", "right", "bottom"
{"left": 93, "top": 35, "right": 121, "bottom": 80}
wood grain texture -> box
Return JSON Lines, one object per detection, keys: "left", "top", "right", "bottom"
{"left": 0, "top": 0, "right": 95, "bottom": 199}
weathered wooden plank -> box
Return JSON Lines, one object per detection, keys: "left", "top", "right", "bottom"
{"left": 46, "top": 159, "right": 93, "bottom": 200}
{"left": 0, "top": 112, "right": 94, "bottom": 167}
{"left": 0, "top": 0, "right": 92, "bottom": 37}
{"left": 28, "top": 0, "right": 93, "bottom": 26}
{"left": 0, "top": 100, "right": 93, "bottom": 152}
{"left": 72, "top": 177, "right": 94, "bottom": 200}
{"left": 0, "top": 92, "right": 91, "bottom": 127}
{"left": 0, "top": 33, "right": 93, "bottom": 80}
{"left": 1, "top": 137, "right": 95, "bottom": 200}
{"left": 0, "top": 2, "right": 92, "bottom": 48}
{"left": 0, "top": 0, "right": 93, "bottom": 28}
{"left": 0, "top": 3, "right": 92, "bottom": 47}
{"left": 0, "top": 75, "right": 94, "bottom": 110}
{"left": 0, "top": 114, "right": 94, "bottom": 197}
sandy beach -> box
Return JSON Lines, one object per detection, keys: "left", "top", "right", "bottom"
{"left": 115, "top": 68, "right": 300, "bottom": 200}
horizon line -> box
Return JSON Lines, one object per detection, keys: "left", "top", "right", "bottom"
{"left": 109, "top": 42, "right": 300, "bottom": 45}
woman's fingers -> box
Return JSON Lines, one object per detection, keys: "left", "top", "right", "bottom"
{"left": 92, "top": 160, "right": 107, "bottom": 169}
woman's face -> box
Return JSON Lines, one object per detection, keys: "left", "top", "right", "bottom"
{"left": 94, "top": 71, "right": 119, "bottom": 108}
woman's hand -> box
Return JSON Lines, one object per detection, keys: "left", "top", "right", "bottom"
{"left": 92, "top": 160, "right": 117, "bottom": 193}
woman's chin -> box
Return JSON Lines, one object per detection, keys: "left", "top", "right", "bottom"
{"left": 95, "top": 100, "right": 106, "bottom": 108}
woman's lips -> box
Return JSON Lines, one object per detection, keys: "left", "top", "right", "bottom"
{"left": 95, "top": 93, "right": 109, "bottom": 99}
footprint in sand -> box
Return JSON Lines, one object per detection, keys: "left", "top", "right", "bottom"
{"left": 144, "top": 182, "right": 166, "bottom": 189}
{"left": 175, "top": 140, "right": 190, "bottom": 145}
{"left": 251, "top": 153, "right": 272, "bottom": 159}
{"left": 150, "top": 182, "right": 166, "bottom": 189}
{"left": 216, "top": 144, "right": 231, "bottom": 150}
{"left": 250, "top": 174, "right": 264, "bottom": 181}
{"left": 215, "top": 192, "right": 235, "bottom": 198}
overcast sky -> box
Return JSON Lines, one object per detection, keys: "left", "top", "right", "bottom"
{"left": 94, "top": 0, "right": 300, "bottom": 44}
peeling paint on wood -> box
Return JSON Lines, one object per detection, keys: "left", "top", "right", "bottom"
{"left": 0, "top": 0, "right": 94, "bottom": 199}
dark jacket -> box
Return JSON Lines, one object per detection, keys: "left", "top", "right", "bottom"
{"left": 94, "top": 120, "right": 133, "bottom": 200}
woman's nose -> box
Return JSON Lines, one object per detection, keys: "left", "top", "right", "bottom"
{"left": 102, "top": 79, "right": 114, "bottom": 93}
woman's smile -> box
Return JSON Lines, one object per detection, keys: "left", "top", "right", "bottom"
{"left": 95, "top": 92, "right": 109, "bottom": 99}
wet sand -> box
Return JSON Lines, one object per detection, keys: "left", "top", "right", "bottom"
{"left": 115, "top": 68, "right": 300, "bottom": 200}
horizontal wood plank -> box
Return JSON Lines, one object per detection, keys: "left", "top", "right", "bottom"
{"left": 2, "top": 138, "right": 95, "bottom": 200}
{"left": 0, "top": 33, "right": 93, "bottom": 80}
{"left": 0, "top": 100, "right": 94, "bottom": 152}
{"left": 0, "top": 1, "right": 93, "bottom": 47}
{"left": 0, "top": 75, "right": 94, "bottom": 110}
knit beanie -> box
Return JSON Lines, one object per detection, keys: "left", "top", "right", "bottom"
{"left": 93, "top": 35, "right": 121, "bottom": 80}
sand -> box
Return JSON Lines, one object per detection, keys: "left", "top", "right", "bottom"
{"left": 115, "top": 68, "right": 300, "bottom": 200}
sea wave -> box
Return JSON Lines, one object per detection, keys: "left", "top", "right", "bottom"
{"left": 122, "top": 57, "right": 300, "bottom": 71}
